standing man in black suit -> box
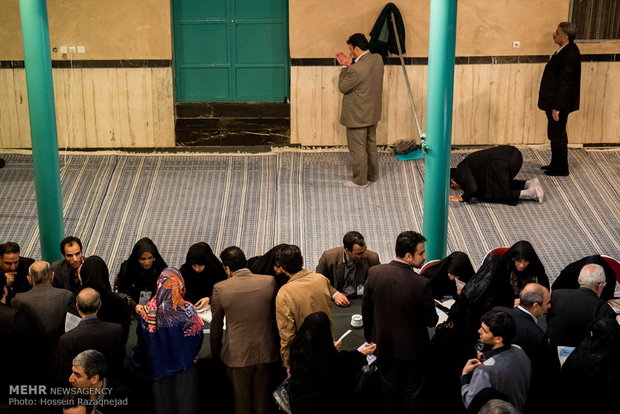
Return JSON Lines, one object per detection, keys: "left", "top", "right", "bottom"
{"left": 362, "top": 231, "right": 438, "bottom": 413}
{"left": 57, "top": 287, "right": 125, "bottom": 384}
{"left": 538, "top": 22, "right": 581, "bottom": 176}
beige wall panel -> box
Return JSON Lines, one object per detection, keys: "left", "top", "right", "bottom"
{"left": 150, "top": 68, "right": 175, "bottom": 148}
{"left": 292, "top": 62, "right": 620, "bottom": 147}
{"left": 0, "top": 69, "right": 20, "bottom": 148}
{"left": 53, "top": 68, "right": 87, "bottom": 149}
{"left": 0, "top": 0, "right": 171, "bottom": 60}
{"left": 13, "top": 70, "right": 31, "bottom": 147}
{"left": 321, "top": 67, "right": 344, "bottom": 146}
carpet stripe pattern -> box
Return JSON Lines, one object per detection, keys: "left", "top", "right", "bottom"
{"left": 0, "top": 148, "right": 618, "bottom": 287}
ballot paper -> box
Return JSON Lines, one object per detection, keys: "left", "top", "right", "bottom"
{"left": 557, "top": 346, "right": 575, "bottom": 367}
{"left": 197, "top": 305, "right": 225, "bottom": 330}
{"left": 65, "top": 312, "right": 81, "bottom": 332}
{"left": 435, "top": 308, "right": 449, "bottom": 326}
{"left": 357, "top": 342, "right": 377, "bottom": 365}
{"left": 336, "top": 329, "right": 352, "bottom": 343}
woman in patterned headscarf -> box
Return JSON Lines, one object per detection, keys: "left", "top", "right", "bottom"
{"left": 130, "top": 268, "right": 204, "bottom": 414}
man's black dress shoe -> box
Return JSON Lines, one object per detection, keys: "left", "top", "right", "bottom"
{"left": 544, "top": 169, "right": 569, "bottom": 176}
{"left": 540, "top": 165, "right": 552, "bottom": 171}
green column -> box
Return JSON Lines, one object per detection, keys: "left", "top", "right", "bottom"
{"left": 422, "top": 0, "right": 458, "bottom": 261}
{"left": 19, "top": 0, "right": 64, "bottom": 262}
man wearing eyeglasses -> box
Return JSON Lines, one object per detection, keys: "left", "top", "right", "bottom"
{"left": 546, "top": 264, "right": 616, "bottom": 347}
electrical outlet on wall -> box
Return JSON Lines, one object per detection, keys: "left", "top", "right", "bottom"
{"left": 512, "top": 41, "right": 521, "bottom": 48}
{"left": 68, "top": 46, "right": 77, "bottom": 53}
{"left": 59, "top": 46, "right": 68, "bottom": 54}
{"left": 77, "top": 46, "right": 86, "bottom": 54}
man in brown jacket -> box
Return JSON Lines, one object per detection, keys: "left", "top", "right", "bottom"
{"left": 337, "top": 33, "right": 384, "bottom": 188}
{"left": 211, "top": 246, "right": 279, "bottom": 414}
{"left": 275, "top": 245, "right": 333, "bottom": 371}
{"left": 316, "top": 231, "right": 380, "bottom": 307}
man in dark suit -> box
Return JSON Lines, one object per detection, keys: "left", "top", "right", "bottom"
{"left": 362, "top": 231, "right": 438, "bottom": 413}
{"left": 211, "top": 246, "right": 279, "bottom": 414}
{"left": 316, "top": 231, "right": 380, "bottom": 307}
{"left": 52, "top": 236, "right": 86, "bottom": 295}
{"left": 337, "top": 33, "right": 384, "bottom": 188}
{"left": 57, "top": 287, "right": 125, "bottom": 384}
{"left": 538, "top": 21, "right": 581, "bottom": 176}
{"left": 547, "top": 264, "right": 616, "bottom": 347}
{"left": 0, "top": 273, "right": 31, "bottom": 399}
{"left": 0, "top": 241, "right": 35, "bottom": 302}
{"left": 496, "top": 283, "right": 556, "bottom": 413}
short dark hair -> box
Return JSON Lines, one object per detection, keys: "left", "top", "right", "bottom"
{"left": 347, "top": 33, "right": 369, "bottom": 51}
{"left": 395, "top": 231, "right": 426, "bottom": 258}
{"left": 72, "top": 349, "right": 107, "bottom": 379}
{"left": 220, "top": 246, "right": 247, "bottom": 272}
{"left": 275, "top": 244, "right": 303, "bottom": 274}
{"left": 558, "top": 22, "right": 577, "bottom": 42}
{"left": 343, "top": 231, "right": 365, "bottom": 251}
{"left": 76, "top": 288, "right": 101, "bottom": 315}
{"left": 60, "top": 236, "right": 83, "bottom": 255}
{"left": 0, "top": 241, "right": 20, "bottom": 256}
{"left": 481, "top": 310, "right": 516, "bottom": 344}
{"left": 0, "top": 273, "right": 6, "bottom": 301}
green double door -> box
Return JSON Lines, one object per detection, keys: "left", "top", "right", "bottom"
{"left": 173, "top": 0, "right": 289, "bottom": 102}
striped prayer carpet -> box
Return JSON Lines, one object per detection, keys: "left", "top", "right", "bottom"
{"left": 0, "top": 147, "right": 618, "bottom": 287}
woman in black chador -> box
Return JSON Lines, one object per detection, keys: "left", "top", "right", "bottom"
{"left": 289, "top": 311, "right": 375, "bottom": 414}
{"left": 560, "top": 318, "right": 620, "bottom": 412}
{"left": 248, "top": 244, "right": 290, "bottom": 291}
{"left": 116, "top": 237, "right": 167, "bottom": 308}
{"left": 422, "top": 251, "right": 475, "bottom": 300}
{"left": 502, "top": 240, "right": 549, "bottom": 297}
{"left": 180, "top": 242, "right": 226, "bottom": 306}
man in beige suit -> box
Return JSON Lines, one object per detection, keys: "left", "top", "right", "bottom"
{"left": 211, "top": 246, "right": 279, "bottom": 414}
{"left": 337, "top": 33, "right": 384, "bottom": 188}
{"left": 274, "top": 244, "right": 333, "bottom": 371}
{"left": 316, "top": 231, "right": 380, "bottom": 307}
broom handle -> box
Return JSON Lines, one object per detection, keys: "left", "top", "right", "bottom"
{"left": 390, "top": 12, "right": 423, "bottom": 139}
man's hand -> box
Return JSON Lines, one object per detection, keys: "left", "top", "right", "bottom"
{"left": 462, "top": 358, "right": 481, "bottom": 375}
{"left": 5, "top": 272, "right": 16, "bottom": 286}
{"left": 195, "top": 297, "right": 210, "bottom": 310}
{"left": 552, "top": 109, "right": 560, "bottom": 122}
{"left": 359, "top": 342, "right": 377, "bottom": 355}
{"left": 336, "top": 52, "right": 353, "bottom": 67}
{"left": 333, "top": 292, "right": 350, "bottom": 307}
{"left": 449, "top": 195, "right": 464, "bottom": 202}
{"left": 333, "top": 340, "right": 342, "bottom": 351}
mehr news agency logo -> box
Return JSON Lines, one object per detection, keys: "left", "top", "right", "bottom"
{"left": 8, "top": 385, "right": 128, "bottom": 407}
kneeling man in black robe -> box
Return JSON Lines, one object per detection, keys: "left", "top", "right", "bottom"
{"left": 449, "top": 146, "right": 543, "bottom": 205}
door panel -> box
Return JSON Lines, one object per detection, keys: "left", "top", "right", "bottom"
{"left": 173, "top": 0, "right": 289, "bottom": 102}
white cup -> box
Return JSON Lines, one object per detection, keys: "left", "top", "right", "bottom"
{"left": 351, "top": 314, "right": 363, "bottom": 328}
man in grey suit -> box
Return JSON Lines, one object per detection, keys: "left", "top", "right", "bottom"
{"left": 337, "top": 33, "right": 384, "bottom": 188}
{"left": 12, "top": 261, "right": 74, "bottom": 347}
{"left": 12, "top": 261, "right": 74, "bottom": 386}
{"left": 211, "top": 246, "right": 279, "bottom": 414}
{"left": 316, "top": 230, "right": 380, "bottom": 307}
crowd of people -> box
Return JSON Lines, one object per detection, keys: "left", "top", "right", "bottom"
{"left": 0, "top": 232, "right": 618, "bottom": 414}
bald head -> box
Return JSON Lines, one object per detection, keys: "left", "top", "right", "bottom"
{"left": 76, "top": 287, "right": 101, "bottom": 316}
{"left": 28, "top": 261, "right": 52, "bottom": 285}
{"left": 519, "top": 283, "right": 551, "bottom": 317}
